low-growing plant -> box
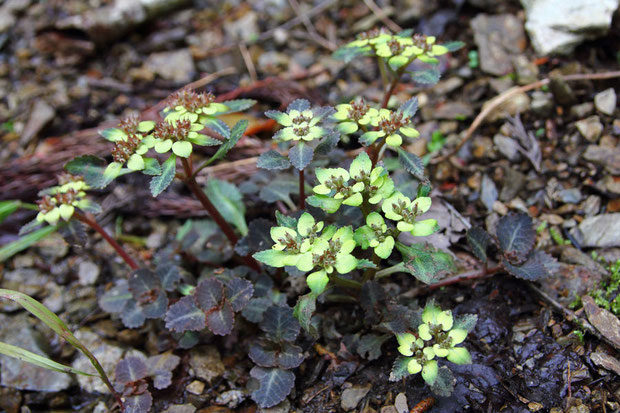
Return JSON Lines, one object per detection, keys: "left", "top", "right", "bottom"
{"left": 1, "top": 27, "right": 560, "bottom": 412}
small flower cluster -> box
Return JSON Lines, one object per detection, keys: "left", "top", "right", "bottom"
{"left": 311, "top": 152, "right": 436, "bottom": 242}
{"left": 163, "top": 90, "right": 228, "bottom": 123}
{"left": 395, "top": 303, "right": 471, "bottom": 385}
{"left": 343, "top": 29, "right": 450, "bottom": 70}
{"left": 266, "top": 99, "right": 334, "bottom": 142}
{"left": 36, "top": 175, "right": 93, "bottom": 225}
{"left": 253, "top": 213, "right": 358, "bottom": 295}
{"left": 312, "top": 152, "right": 393, "bottom": 212}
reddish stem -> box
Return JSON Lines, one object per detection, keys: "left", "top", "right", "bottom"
{"left": 180, "top": 158, "right": 262, "bottom": 272}
{"left": 75, "top": 212, "right": 139, "bottom": 270}
{"left": 410, "top": 265, "right": 503, "bottom": 297}
{"left": 299, "top": 169, "right": 305, "bottom": 210}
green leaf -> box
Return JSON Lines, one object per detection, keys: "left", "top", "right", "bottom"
{"left": 204, "top": 179, "right": 248, "bottom": 236}
{"left": 396, "top": 242, "right": 456, "bottom": 284}
{"left": 257, "top": 150, "right": 291, "bottom": 170}
{"left": 219, "top": 99, "right": 256, "bottom": 114}
{"left": 442, "top": 41, "right": 465, "bottom": 52}
{"left": 64, "top": 155, "right": 108, "bottom": 188}
{"left": 142, "top": 158, "right": 162, "bottom": 176}
{"left": 333, "top": 45, "right": 371, "bottom": 63}
{"left": 497, "top": 213, "right": 535, "bottom": 260}
{"left": 0, "top": 341, "right": 96, "bottom": 377}
{"left": 466, "top": 227, "right": 492, "bottom": 263}
{"left": 250, "top": 367, "right": 295, "bottom": 408}
{"left": 0, "top": 200, "right": 21, "bottom": 223}
{"left": 0, "top": 225, "right": 58, "bottom": 262}
{"left": 306, "top": 195, "right": 342, "bottom": 214}
{"left": 275, "top": 211, "right": 297, "bottom": 229}
{"left": 409, "top": 68, "right": 441, "bottom": 86}
{"left": 150, "top": 154, "right": 176, "bottom": 197}
{"left": 454, "top": 314, "right": 478, "bottom": 333}
{"left": 397, "top": 147, "right": 426, "bottom": 181}
{"left": 293, "top": 293, "right": 318, "bottom": 338}
{"left": 398, "top": 97, "right": 419, "bottom": 118}
{"left": 253, "top": 249, "right": 291, "bottom": 268}
{"left": 205, "top": 119, "right": 247, "bottom": 166}
{"left": 202, "top": 117, "right": 231, "bottom": 139}
{"left": 288, "top": 141, "right": 314, "bottom": 171}
{"left": 0, "top": 289, "right": 115, "bottom": 392}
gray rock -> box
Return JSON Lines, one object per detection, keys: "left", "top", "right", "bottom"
{"left": 570, "top": 214, "right": 620, "bottom": 247}
{"left": 558, "top": 188, "right": 582, "bottom": 204}
{"left": 0, "top": 314, "right": 72, "bottom": 391}
{"left": 570, "top": 102, "right": 594, "bottom": 118}
{"left": 431, "top": 101, "right": 473, "bottom": 120}
{"left": 20, "top": 100, "right": 55, "bottom": 146}
{"left": 78, "top": 260, "right": 100, "bottom": 286}
{"left": 494, "top": 134, "right": 521, "bottom": 161}
{"left": 0, "top": 11, "right": 16, "bottom": 33}
{"left": 499, "top": 168, "right": 526, "bottom": 201}
{"left": 522, "top": 0, "right": 620, "bottom": 55}
{"left": 513, "top": 55, "right": 539, "bottom": 85}
{"left": 530, "top": 91, "right": 553, "bottom": 116}
{"left": 341, "top": 384, "right": 371, "bottom": 411}
{"left": 224, "top": 11, "right": 258, "bottom": 42}
{"left": 603, "top": 175, "right": 620, "bottom": 194}
{"left": 216, "top": 390, "right": 246, "bottom": 408}
{"left": 594, "top": 88, "right": 617, "bottom": 116}
{"left": 471, "top": 14, "right": 526, "bottom": 76}
{"left": 582, "top": 195, "right": 601, "bottom": 216}
{"left": 590, "top": 351, "right": 620, "bottom": 376}
{"left": 36, "top": 233, "right": 69, "bottom": 258}
{"left": 576, "top": 116, "right": 603, "bottom": 142}
{"left": 144, "top": 49, "right": 195, "bottom": 84}
{"left": 583, "top": 145, "right": 620, "bottom": 174}
{"left": 481, "top": 174, "right": 498, "bottom": 211}
{"left": 162, "top": 405, "right": 197, "bottom": 413}
{"left": 188, "top": 345, "right": 225, "bottom": 384}
{"left": 72, "top": 329, "right": 124, "bottom": 393}
{"left": 483, "top": 91, "right": 530, "bottom": 122}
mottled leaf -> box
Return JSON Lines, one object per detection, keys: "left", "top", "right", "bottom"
{"left": 194, "top": 278, "right": 224, "bottom": 311}
{"left": 262, "top": 305, "right": 300, "bottom": 342}
{"left": 398, "top": 97, "right": 419, "bottom": 118}
{"left": 288, "top": 141, "right": 314, "bottom": 171}
{"left": 220, "top": 99, "right": 256, "bottom": 114}
{"left": 141, "top": 291, "right": 168, "bottom": 319}
{"left": 226, "top": 277, "right": 254, "bottom": 311}
{"left": 128, "top": 269, "right": 161, "bottom": 304}
{"left": 497, "top": 213, "right": 535, "bottom": 260}
{"left": 397, "top": 147, "right": 425, "bottom": 181}
{"left": 250, "top": 367, "right": 295, "bottom": 408}
{"left": 206, "top": 119, "right": 247, "bottom": 164}
{"left": 64, "top": 155, "right": 108, "bottom": 188}
{"left": 314, "top": 131, "right": 340, "bottom": 156}
{"left": 430, "top": 366, "right": 455, "bottom": 397}
{"left": 58, "top": 220, "right": 88, "bottom": 247}
{"left": 275, "top": 211, "right": 297, "bottom": 229}
{"left": 333, "top": 45, "right": 371, "bottom": 63}
{"left": 410, "top": 69, "right": 441, "bottom": 85}
{"left": 442, "top": 41, "right": 465, "bottom": 52}
{"left": 287, "top": 99, "right": 310, "bottom": 112}
{"left": 142, "top": 158, "right": 161, "bottom": 176}
{"left": 202, "top": 117, "right": 231, "bottom": 139}
{"left": 115, "top": 356, "right": 148, "bottom": 384}
{"left": 150, "top": 154, "right": 176, "bottom": 197}
{"left": 503, "top": 250, "right": 556, "bottom": 281}
{"left": 257, "top": 150, "right": 291, "bottom": 170}
{"left": 165, "top": 296, "right": 206, "bottom": 333}
{"left": 306, "top": 194, "right": 342, "bottom": 213}
{"left": 454, "top": 314, "right": 478, "bottom": 333}
{"left": 389, "top": 356, "right": 411, "bottom": 381}
{"left": 466, "top": 227, "right": 492, "bottom": 263}
{"left": 206, "top": 301, "right": 234, "bottom": 336}
{"left": 396, "top": 242, "right": 456, "bottom": 284}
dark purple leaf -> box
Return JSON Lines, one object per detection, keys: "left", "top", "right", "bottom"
{"left": 242, "top": 297, "right": 273, "bottom": 323}
{"left": 206, "top": 301, "right": 234, "bottom": 336}
{"left": 226, "top": 277, "right": 254, "bottom": 311}
{"left": 497, "top": 213, "right": 535, "bottom": 260}
{"left": 360, "top": 281, "right": 386, "bottom": 322}
{"left": 147, "top": 351, "right": 180, "bottom": 390}
{"left": 155, "top": 263, "right": 181, "bottom": 292}
{"left": 357, "top": 334, "right": 390, "bottom": 361}
{"left": 128, "top": 269, "right": 162, "bottom": 304}
{"left": 467, "top": 226, "right": 492, "bottom": 263}
{"left": 250, "top": 367, "right": 295, "bottom": 408}
{"left": 293, "top": 293, "right": 317, "bottom": 338}
{"left": 503, "top": 250, "right": 557, "bottom": 281}
{"left": 261, "top": 305, "right": 300, "bottom": 342}
{"left": 121, "top": 300, "right": 146, "bottom": 329}
{"left": 124, "top": 392, "right": 153, "bottom": 413}
{"left": 142, "top": 291, "right": 168, "bottom": 319}
{"left": 276, "top": 343, "right": 304, "bottom": 369}
{"left": 194, "top": 278, "right": 224, "bottom": 311}
{"left": 249, "top": 340, "right": 278, "bottom": 368}
{"left": 115, "top": 356, "right": 148, "bottom": 384}
{"left": 165, "top": 296, "right": 206, "bottom": 333}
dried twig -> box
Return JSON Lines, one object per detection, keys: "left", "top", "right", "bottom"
{"left": 238, "top": 43, "right": 258, "bottom": 83}
{"left": 288, "top": 0, "right": 337, "bottom": 51}
{"left": 432, "top": 70, "right": 620, "bottom": 164}
{"left": 362, "top": 0, "right": 402, "bottom": 33}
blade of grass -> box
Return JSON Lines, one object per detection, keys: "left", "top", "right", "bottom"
{"left": 0, "top": 225, "right": 58, "bottom": 262}
{"left": 0, "top": 289, "right": 123, "bottom": 409}
{"left": 0, "top": 341, "right": 96, "bottom": 376}
{"left": 0, "top": 200, "right": 21, "bottom": 223}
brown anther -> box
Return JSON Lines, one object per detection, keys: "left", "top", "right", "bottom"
{"left": 37, "top": 195, "right": 56, "bottom": 213}
{"left": 387, "top": 38, "right": 405, "bottom": 55}
{"left": 118, "top": 115, "right": 140, "bottom": 134}
{"left": 167, "top": 89, "right": 215, "bottom": 112}
{"left": 378, "top": 112, "right": 410, "bottom": 135}
{"left": 111, "top": 134, "right": 141, "bottom": 164}
{"left": 57, "top": 172, "right": 81, "bottom": 185}
{"left": 348, "top": 99, "right": 370, "bottom": 121}
{"left": 412, "top": 34, "right": 432, "bottom": 53}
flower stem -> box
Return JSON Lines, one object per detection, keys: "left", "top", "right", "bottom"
{"left": 362, "top": 252, "right": 382, "bottom": 282}
{"left": 377, "top": 57, "right": 389, "bottom": 91}
{"left": 74, "top": 211, "right": 139, "bottom": 270}
{"left": 375, "top": 262, "right": 405, "bottom": 279}
{"left": 299, "top": 169, "right": 306, "bottom": 210}
{"left": 180, "top": 158, "right": 262, "bottom": 272}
